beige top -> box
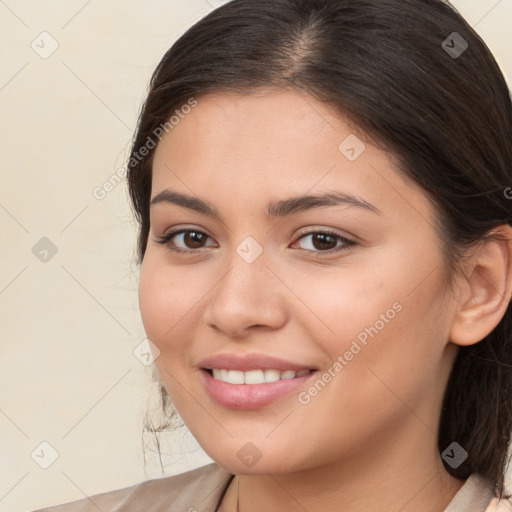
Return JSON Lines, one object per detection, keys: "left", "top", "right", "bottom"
{"left": 29, "top": 462, "right": 511, "bottom": 512}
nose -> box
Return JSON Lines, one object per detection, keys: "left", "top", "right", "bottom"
{"left": 204, "top": 248, "right": 288, "bottom": 338}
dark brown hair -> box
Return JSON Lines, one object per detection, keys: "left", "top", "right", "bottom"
{"left": 127, "top": 0, "right": 512, "bottom": 499}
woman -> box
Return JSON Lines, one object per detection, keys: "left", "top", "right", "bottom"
{"left": 31, "top": 0, "right": 512, "bottom": 510}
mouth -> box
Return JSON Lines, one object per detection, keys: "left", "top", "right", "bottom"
{"left": 198, "top": 359, "right": 319, "bottom": 409}
{"left": 197, "top": 353, "right": 319, "bottom": 409}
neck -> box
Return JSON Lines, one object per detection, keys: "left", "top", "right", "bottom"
{"left": 222, "top": 420, "right": 464, "bottom": 512}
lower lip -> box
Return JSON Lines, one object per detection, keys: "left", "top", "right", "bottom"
{"left": 200, "top": 369, "right": 316, "bottom": 410}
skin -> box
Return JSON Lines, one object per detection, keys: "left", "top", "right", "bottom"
{"left": 138, "top": 88, "right": 512, "bottom": 512}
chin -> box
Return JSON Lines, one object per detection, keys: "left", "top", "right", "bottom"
{"left": 199, "top": 439, "right": 306, "bottom": 475}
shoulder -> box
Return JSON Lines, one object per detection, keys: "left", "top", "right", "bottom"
{"left": 443, "top": 473, "right": 511, "bottom": 512}
{"left": 28, "top": 462, "right": 234, "bottom": 512}
{"left": 485, "top": 496, "right": 512, "bottom": 512}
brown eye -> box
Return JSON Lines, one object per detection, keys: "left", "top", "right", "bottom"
{"left": 181, "top": 231, "right": 208, "bottom": 249}
{"left": 154, "top": 229, "right": 215, "bottom": 253}
{"left": 307, "top": 233, "right": 338, "bottom": 251}
{"left": 154, "top": 228, "right": 355, "bottom": 256}
{"left": 294, "top": 230, "right": 356, "bottom": 256}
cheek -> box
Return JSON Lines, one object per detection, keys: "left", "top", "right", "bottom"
{"left": 286, "top": 260, "right": 399, "bottom": 356}
{"left": 330, "top": 279, "right": 450, "bottom": 422}
{"left": 138, "top": 254, "right": 197, "bottom": 351}
{"left": 138, "top": 256, "right": 203, "bottom": 405}
{"left": 303, "top": 255, "right": 449, "bottom": 404}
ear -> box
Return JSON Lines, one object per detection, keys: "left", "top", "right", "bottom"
{"left": 449, "top": 224, "right": 512, "bottom": 347}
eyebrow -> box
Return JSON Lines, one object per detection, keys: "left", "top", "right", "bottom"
{"left": 150, "top": 189, "right": 382, "bottom": 220}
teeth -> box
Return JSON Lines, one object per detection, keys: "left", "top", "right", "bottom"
{"left": 245, "top": 369, "right": 265, "bottom": 384}
{"left": 210, "top": 368, "right": 312, "bottom": 384}
{"left": 264, "top": 369, "right": 281, "bottom": 382}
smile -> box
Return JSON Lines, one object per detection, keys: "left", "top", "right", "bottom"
{"left": 200, "top": 368, "right": 318, "bottom": 410}
{"left": 197, "top": 353, "right": 319, "bottom": 409}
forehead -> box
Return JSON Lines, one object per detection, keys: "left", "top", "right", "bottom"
{"left": 154, "top": 89, "right": 338, "bottom": 173}
{"left": 150, "top": 89, "right": 434, "bottom": 227}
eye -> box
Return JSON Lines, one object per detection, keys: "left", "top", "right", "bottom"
{"left": 153, "top": 228, "right": 356, "bottom": 256}
{"left": 154, "top": 229, "right": 216, "bottom": 254}
{"left": 292, "top": 230, "right": 355, "bottom": 256}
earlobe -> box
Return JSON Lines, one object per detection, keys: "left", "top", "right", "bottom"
{"left": 449, "top": 224, "right": 512, "bottom": 347}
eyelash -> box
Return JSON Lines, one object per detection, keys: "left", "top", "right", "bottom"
{"left": 153, "top": 228, "right": 356, "bottom": 257}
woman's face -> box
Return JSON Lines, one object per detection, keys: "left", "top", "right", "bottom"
{"left": 139, "top": 89, "right": 459, "bottom": 474}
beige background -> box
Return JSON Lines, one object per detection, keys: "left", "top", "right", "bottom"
{"left": 0, "top": 1, "right": 511, "bottom": 511}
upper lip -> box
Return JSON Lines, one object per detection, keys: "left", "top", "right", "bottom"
{"left": 198, "top": 353, "right": 317, "bottom": 372}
